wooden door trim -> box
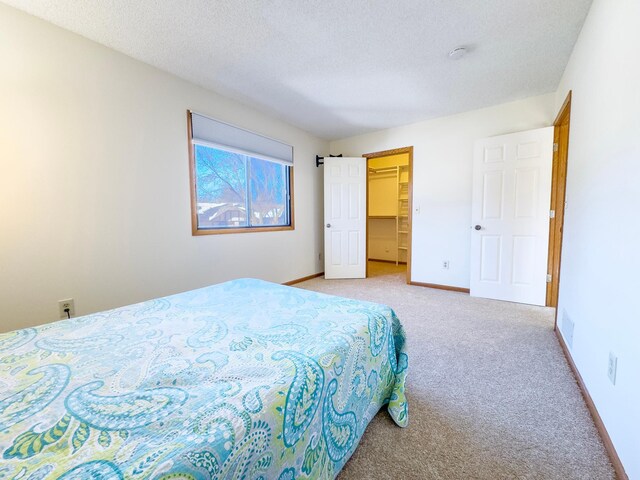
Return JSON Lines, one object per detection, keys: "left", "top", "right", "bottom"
{"left": 554, "top": 90, "right": 573, "bottom": 126}
{"left": 547, "top": 91, "right": 572, "bottom": 310}
{"left": 364, "top": 147, "right": 413, "bottom": 159}
{"left": 363, "top": 146, "right": 414, "bottom": 284}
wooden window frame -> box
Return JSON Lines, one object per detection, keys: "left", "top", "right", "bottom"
{"left": 187, "top": 111, "right": 295, "bottom": 236}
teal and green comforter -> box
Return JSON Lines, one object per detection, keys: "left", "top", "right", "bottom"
{"left": 0, "top": 278, "right": 408, "bottom": 479}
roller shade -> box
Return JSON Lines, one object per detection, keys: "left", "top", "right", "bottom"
{"left": 190, "top": 111, "right": 293, "bottom": 165}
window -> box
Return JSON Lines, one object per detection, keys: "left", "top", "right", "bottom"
{"left": 187, "top": 111, "right": 294, "bottom": 234}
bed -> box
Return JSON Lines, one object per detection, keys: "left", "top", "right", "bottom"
{"left": 0, "top": 278, "right": 408, "bottom": 479}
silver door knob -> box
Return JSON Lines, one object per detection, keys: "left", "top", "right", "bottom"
{"left": 326, "top": 223, "right": 331, "bottom": 228}
{"left": 474, "top": 225, "right": 482, "bottom": 231}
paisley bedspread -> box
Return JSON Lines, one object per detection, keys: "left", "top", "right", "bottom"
{"left": 0, "top": 278, "right": 408, "bottom": 479}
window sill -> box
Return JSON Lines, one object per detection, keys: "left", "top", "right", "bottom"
{"left": 192, "top": 225, "right": 294, "bottom": 236}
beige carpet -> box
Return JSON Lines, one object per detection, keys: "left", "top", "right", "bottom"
{"left": 297, "top": 261, "right": 615, "bottom": 480}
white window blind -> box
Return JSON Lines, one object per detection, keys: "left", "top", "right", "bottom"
{"left": 190, "top": 111, "right": 293, "bottom": 165}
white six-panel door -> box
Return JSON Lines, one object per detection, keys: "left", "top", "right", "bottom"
{"left": 324, "top": 157, "right": 366, "bottom": 279}
{"left": 470, "top": 127, "right": 554, "bottom": 306}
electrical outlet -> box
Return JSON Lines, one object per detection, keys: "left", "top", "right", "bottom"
{"left": 442, "top": 260, "right": 450, "bottom": 269}
{"left": 608, "top": 352, "right": 617, "bottom": 385}
{"left": 58, "top": 299, "right": 75, "bottom": 319}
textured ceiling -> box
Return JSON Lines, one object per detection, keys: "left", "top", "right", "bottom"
{"left": 4, "top": 0, "right": 592, "bottom": 140}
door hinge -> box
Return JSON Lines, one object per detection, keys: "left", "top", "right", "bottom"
{"left": 549, "top": 210, "right": 555, "bottom": 219}
{"left": 546, "top": 274, "right": 552, "bottom": 283}
{"left": 553, "top": 143, "right": 559, "bottom": 152}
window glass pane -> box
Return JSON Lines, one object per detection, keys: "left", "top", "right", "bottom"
{"left": 194, "top": 144, "right": 248, "bottom": 228}
{"left": 249, "top": 157, "right": 289, "bottom": 226}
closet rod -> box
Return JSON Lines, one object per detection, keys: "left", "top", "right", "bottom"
{"left": 368, "top": 167, "right": 398, "bottom": 173}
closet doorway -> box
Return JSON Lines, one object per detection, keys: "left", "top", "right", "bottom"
{"left": 363, "top": 147, "right": 413, "bottom": 284}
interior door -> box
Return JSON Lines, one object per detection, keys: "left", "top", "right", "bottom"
{"left": 324, "top": 157, "right": 367, "bottom": 279}
{"left": 470, "top": 127, "right": 554, "bottom": 305}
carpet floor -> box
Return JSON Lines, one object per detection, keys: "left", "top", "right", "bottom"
{"left": 297, "top": 261, "right": 615, "bottom": 480}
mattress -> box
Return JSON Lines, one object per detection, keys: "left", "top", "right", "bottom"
{"left": 0, "top": 278, "right": 408, "bottom": 479}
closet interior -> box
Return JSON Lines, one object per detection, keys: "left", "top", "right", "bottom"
{"left": 367, "top": 153, "right": 410, "bottom": 267}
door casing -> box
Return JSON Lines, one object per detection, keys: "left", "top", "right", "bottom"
{"left": 362, "top": 146, "right": 414, "bottom": 284}
{"left": 548, "top": 91, "right": 572, "bottom": 310}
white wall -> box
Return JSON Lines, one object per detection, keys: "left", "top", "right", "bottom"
{"left": 368, "top": 219, "right": 397, "bottom": 262}
{"left": 0, "top": 5, "right": 327, "bottom": 333}
{"left": 368, "top": 173, "right": 398, "bottom": 217}
{"left": 554, "top": 0, "right": 640, "bottom": 477}
{"left": 331, "top": 94, "right": 556, "bottom": 288}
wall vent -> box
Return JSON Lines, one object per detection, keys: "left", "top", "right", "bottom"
{"left": 561, "top": 309, "right": 575, "bottom": 349}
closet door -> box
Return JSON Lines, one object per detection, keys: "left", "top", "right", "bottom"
{"left": 324, "top": 157, "right": 367, "bottom": 279}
